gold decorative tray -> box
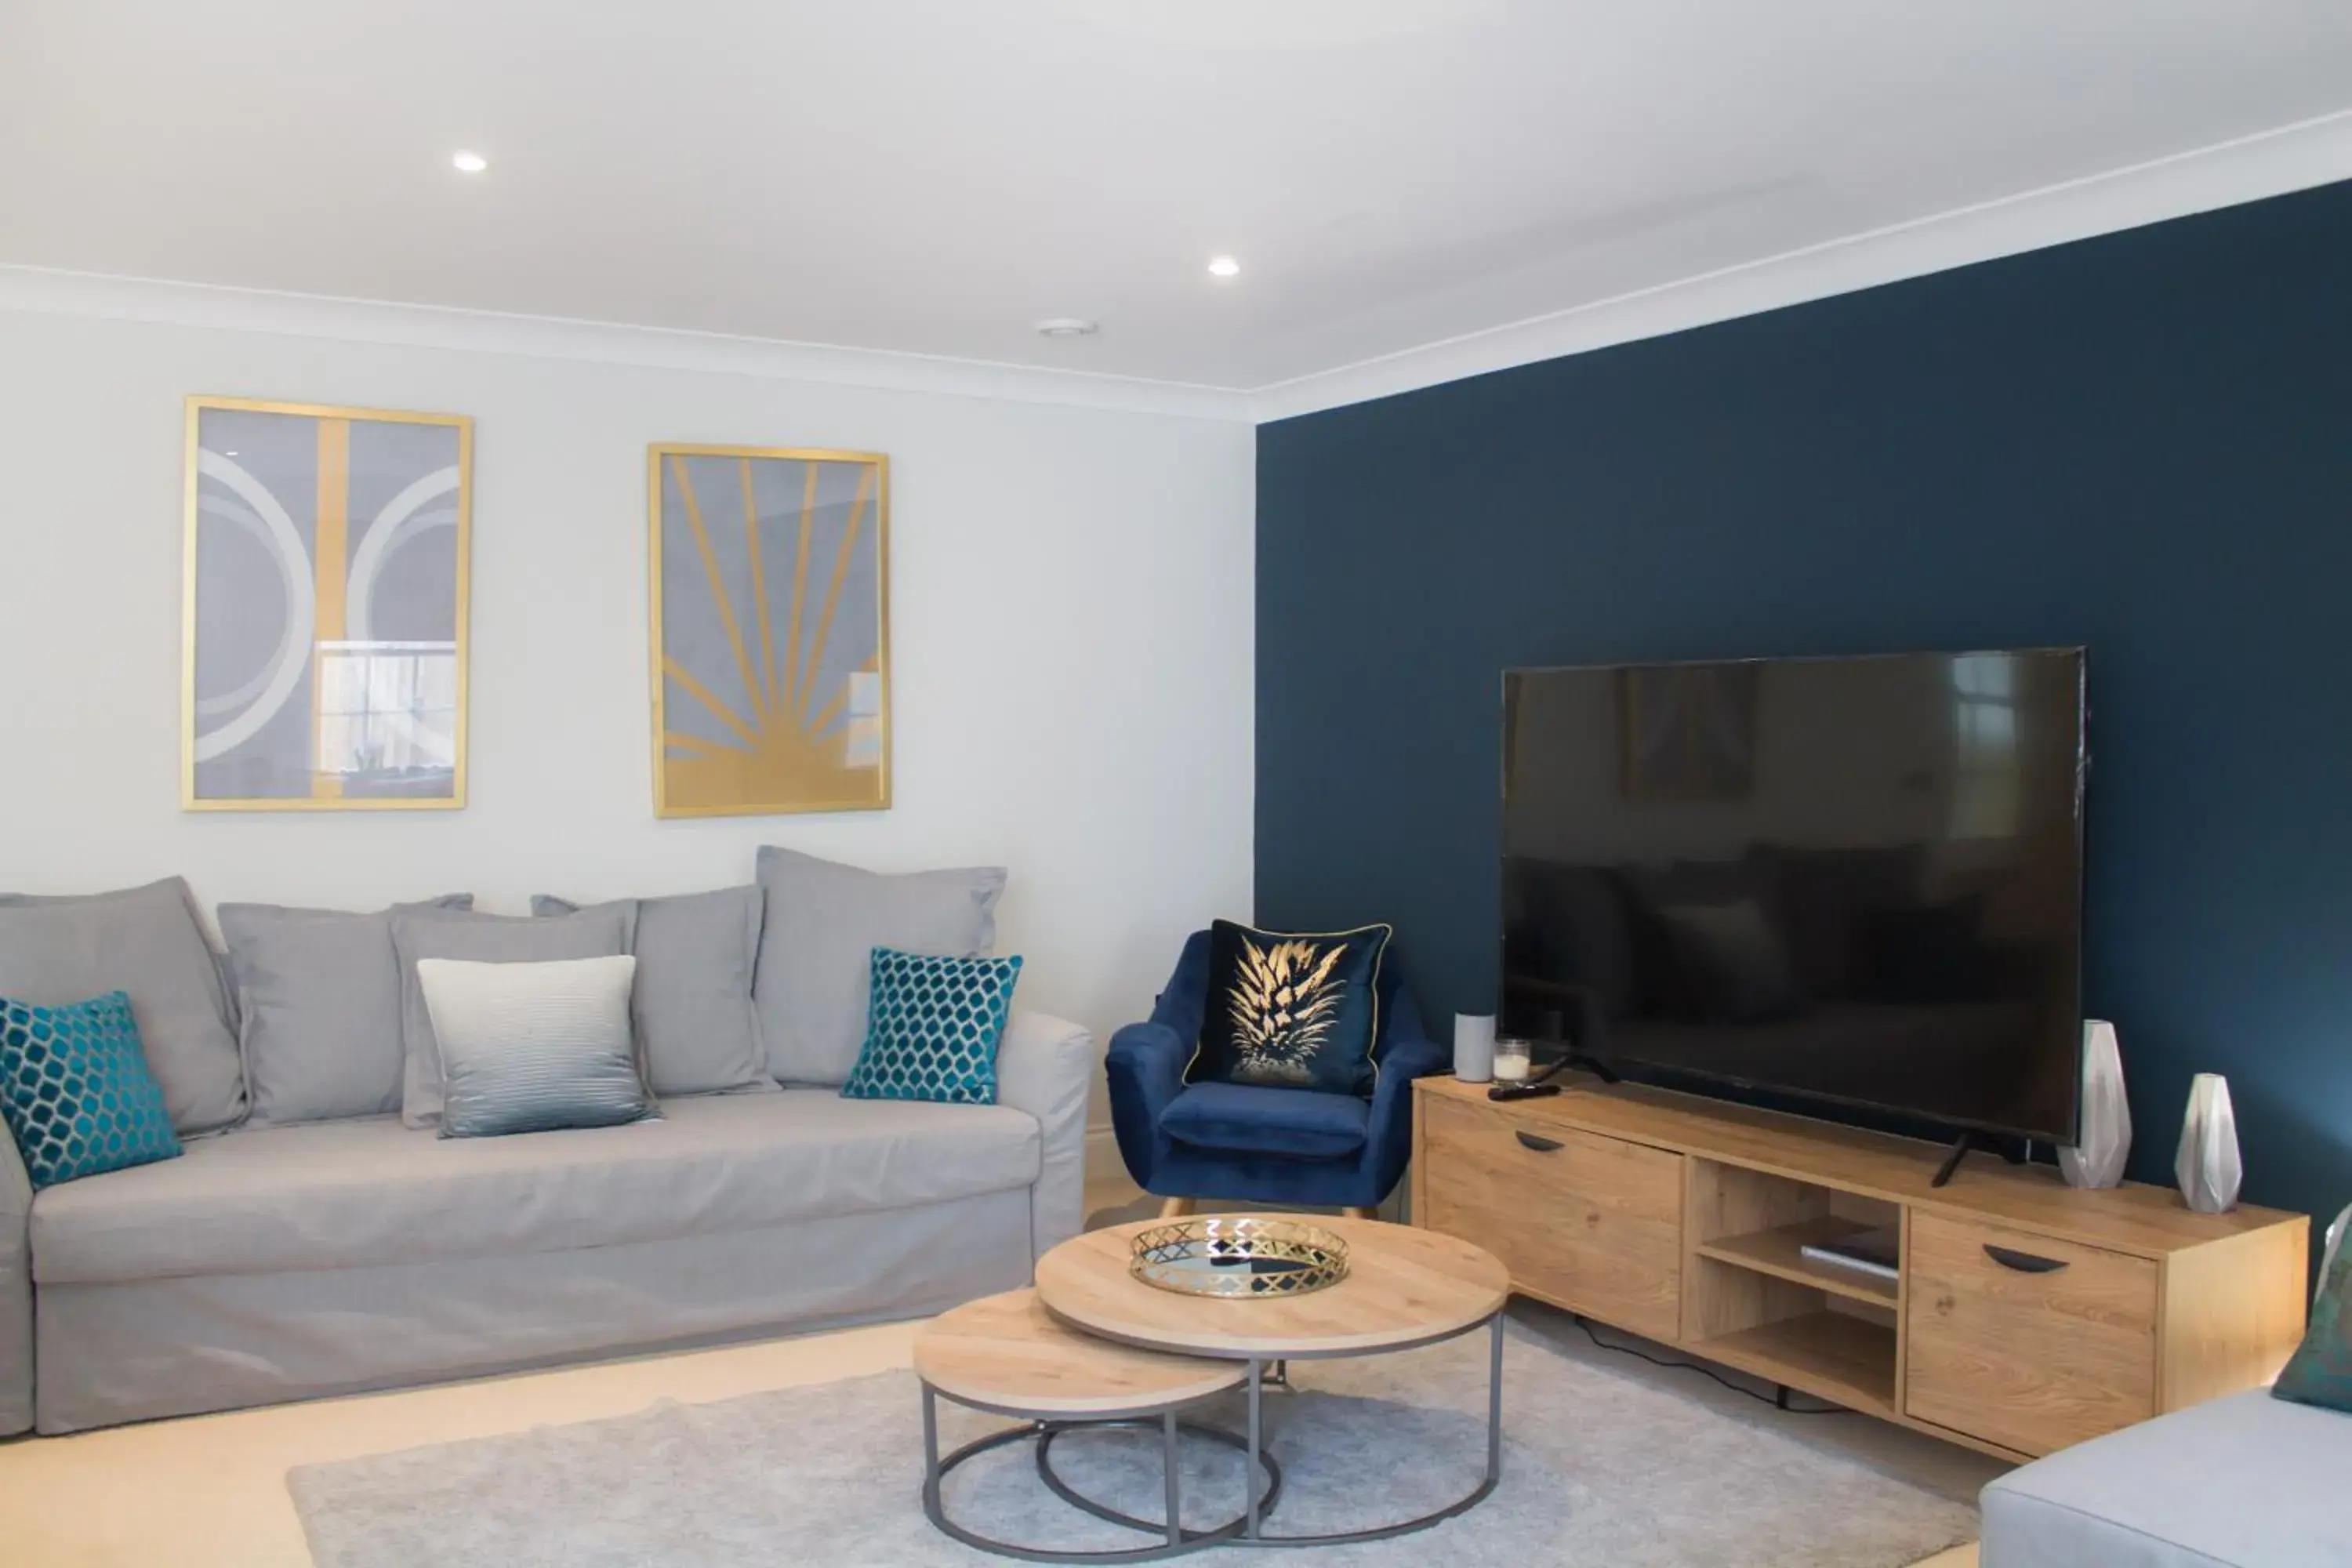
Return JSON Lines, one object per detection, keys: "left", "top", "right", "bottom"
{"left": 1129, "top": 1216, "right": 1351, "bottom": 1300}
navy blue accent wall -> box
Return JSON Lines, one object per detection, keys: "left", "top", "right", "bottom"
{"left": 1256, "top": 180, "right": 2352, "bottom": 1225}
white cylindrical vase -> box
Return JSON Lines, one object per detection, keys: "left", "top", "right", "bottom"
{"left": 2058, "top": 1020, "right": 2132, "bottom": 1190}
{"left": 1453, "top": 1014, "right": 1497, "bottom": 1083}
{"left": 2175, "top": 1073, "right": 2243, "bottom": 1214}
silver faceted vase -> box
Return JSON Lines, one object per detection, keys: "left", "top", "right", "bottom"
{"left": 2058, "top": 1020, "right": 2131, "bottom": 1189}
{"left": 2174, "top": 1073, "right": 2242, "bottom": 1214}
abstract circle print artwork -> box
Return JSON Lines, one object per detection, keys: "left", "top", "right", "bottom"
{"left": 183, "top": 398, "right": 471, "bottom": 810}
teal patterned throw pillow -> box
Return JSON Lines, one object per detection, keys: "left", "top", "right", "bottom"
{"left": 840, "top": 949, "right": 1022, "bottom": 1106}
{"left": 0, "top": 990, "right": 181, "bottom": 1189}
{"left": 2272, "top": 1207, "right": 2352, "bottom": 1415}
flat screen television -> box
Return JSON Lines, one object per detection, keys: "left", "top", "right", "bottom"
{"left": 1499, "top": 648, "right": 2085, "bottom": 1145}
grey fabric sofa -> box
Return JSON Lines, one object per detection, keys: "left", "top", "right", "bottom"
{"left": 0, "top": 1010, "right": 1095, "bottom": 1434}
{"left": 1980, "top": 1387, "right": 2352, "bottom": 1566}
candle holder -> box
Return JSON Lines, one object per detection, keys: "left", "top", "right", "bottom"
{"left": 1492, "top": 1038, "right": 1534, "bottom": 1083}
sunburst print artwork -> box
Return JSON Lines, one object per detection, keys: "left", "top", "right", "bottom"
{"left": 1226, "top": 936, "right": 1351, "bottom": 1084}
{"left": 649, "top": 445, "right": 889, "bottom": 817}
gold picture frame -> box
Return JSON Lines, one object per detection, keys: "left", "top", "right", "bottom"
{"left": 648, "top": 443, "right": 891, "bottom": 818}
{"left": 182, "top": 396, "right": 473, "bottom": 811}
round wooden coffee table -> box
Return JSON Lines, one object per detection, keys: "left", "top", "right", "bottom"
{"left": 1032, "top": 1216, "right": 1511, "bottom": 1548}
{"left": 913, "top": 1288, "right": 1279, "bottom": 1561}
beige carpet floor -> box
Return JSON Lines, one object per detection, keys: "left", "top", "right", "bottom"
{"left": 285, "top": 1322, "right": 1979, "bottom": 1567}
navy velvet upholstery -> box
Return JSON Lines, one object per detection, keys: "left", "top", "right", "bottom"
{"left": 1160, "top": 1083, "right": 1370, "bottom": 1159}
{"left": 1107, "top": 930, "right": 1446, "bottom": 1208}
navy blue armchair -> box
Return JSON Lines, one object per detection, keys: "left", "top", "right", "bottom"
{"left": 1106, "top": 930, "right": 1450, "bottom": 1212}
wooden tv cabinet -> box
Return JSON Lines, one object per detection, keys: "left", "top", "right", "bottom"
{"left": 1410, "top": 1075, "right": 2310, "bottom": 1461}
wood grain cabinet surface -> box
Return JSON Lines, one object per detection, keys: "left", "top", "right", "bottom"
{"left": 1417, "top": 1093, "right": 1684, "bottom": 1342}
{"left": 1904, "top": 1213, "right": 2158, "bottom": 1454}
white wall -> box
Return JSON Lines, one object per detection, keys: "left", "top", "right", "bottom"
{"left": 0, "top": 307, "right": 1256, "bottom": 1059}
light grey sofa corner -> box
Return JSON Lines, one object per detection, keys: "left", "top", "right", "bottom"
{"left": 1980, "top": 1388, "right": 2352, "bottom": 1567}
{"left": 993, "top": 1011, "right": 1099, "bottom": 1259}
{"left": 0, "top": 1119, "right": 31, "bottom": 1435}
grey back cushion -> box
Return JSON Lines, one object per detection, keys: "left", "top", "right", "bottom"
{"left": 0, "top": 878, "right": 245, "bottom": 1134}
{"left": 532, "top": 887, "right": 772, "bottom": 1098}
{"left": 752, "top": 847, "right": 1007, "bottom": 1085}
{"left": 417, "top": 956, "right": 652, "bottom": 1138}
{"left": 390, "top": 907, "right": 635, "bottom": 1127}
{"left": 220, "top": 896, "right": 473, "bottom": 1126}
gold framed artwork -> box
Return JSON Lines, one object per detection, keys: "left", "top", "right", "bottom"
{"left": 648, "top": 444, "right": 891, "bottom": 817}
{"left": 182, "top": 397, "right": 472, "bottom": 811}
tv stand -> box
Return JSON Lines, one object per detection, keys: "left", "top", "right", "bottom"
{"left": 1929, "top": 1128, "right": 2030, "bottom": 1188}
{"left": 1411, "top": 1074, "right": 2308, "bottom": 1461}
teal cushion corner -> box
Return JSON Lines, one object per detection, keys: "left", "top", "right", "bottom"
{"left": 840, "top": 949, "right": 1022, "bottom": 1107}
{"left": 2272, "top": 1210, "right": 2352, "bottom": 1414}
{"left": 0, "top": 990, "right": 182, "bottom": 1189}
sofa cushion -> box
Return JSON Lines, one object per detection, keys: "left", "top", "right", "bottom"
{"left": 533, "top": 888, "right": 771, "bottom": 1098}
{"left": 220, "top": 895, "right": 473, "bottom": 1126}
{"left": 841, "top": 949, "right": 1023, "bottom": 1107}
{"left": 0, "top": 991, "right": 181, "bottom": 1189}
{"left": 0, "top": 880, "right": 245, "bottom": 1134}
{"left": 753, "top": 847, "right": 1006, "bottom": 1086}
{"left": 2273, "top": 1210, "right": 2352, "bottom": 1414}
{"left": 420, "top": 956, "right": 652, "bottom": 1139}
{"left": 29, "top": 1091, "right": 1041, "bottom": 1286}
{"left": 1158, "top": 1082, "right": 1370, "bottom": 1160}
{"left": 390, "top": 907, "right": 635, "bottom": 1128}
{"left": 1979, "top": 1388, "right": 2352, "bottom": 1568}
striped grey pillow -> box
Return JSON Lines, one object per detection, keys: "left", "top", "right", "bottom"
{"left": 415, "top": 956, "right": 652, "bottom": 1138}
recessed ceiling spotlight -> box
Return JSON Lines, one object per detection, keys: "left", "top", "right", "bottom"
{"left": 1207, "top": 255, "right": 1241, "bottom": 278}
{"left": 1035, "top": 318, "right": 1100, "bottom": 338}
{"left": 452, "top": 151, "right": 489, "bottom": 174}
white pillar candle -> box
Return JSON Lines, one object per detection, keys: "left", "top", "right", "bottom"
{"left": 1493, "top": 1039, "right": 1533, "bottom": 1083}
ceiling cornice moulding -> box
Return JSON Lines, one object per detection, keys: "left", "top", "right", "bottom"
{"left": 1248, "top": 107, "right": 2352, "bottom": 423}
{"left": 0, "top": 265, "right": 1256, "bottom": 423}
{"left": 5, "top": 107, "right": 2347, "bottom": 428}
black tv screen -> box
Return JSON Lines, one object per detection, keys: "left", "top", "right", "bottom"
{"left": 1500, "top": 649, "right": 2085, "bottom": 1144}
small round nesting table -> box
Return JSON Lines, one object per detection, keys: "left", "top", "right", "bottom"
{"left": 913, "top": 1287, "right": 1274, "bottom": 1561}
{"left": 913, "top": 1217, "right": 1510, "bottom": 1559}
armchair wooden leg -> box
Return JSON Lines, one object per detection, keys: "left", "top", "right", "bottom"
{"left": 1342, "top": 1205, "right": 1377, "bottom": 1220}
{"left": 1158, "top": 1196, "right": 1197, "bottom": 1219}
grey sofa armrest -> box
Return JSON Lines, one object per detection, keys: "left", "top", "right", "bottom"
{"left": 995, "top": 1011, "right": 1100, "bottom": 1263}
{"left": 0, "top": 1118, "right": 30, "bottom": 1434}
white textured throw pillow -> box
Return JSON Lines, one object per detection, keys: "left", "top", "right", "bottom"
{"left": 414, "top": 956, "right": 651, "bottom": 1138}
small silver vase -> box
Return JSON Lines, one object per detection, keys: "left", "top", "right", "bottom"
{"left": 2058, "top": 1020, "right": 2131, "bottom": 1190}
{"left": 2174, "top": 1073, "right": 2242, "bottom": 1214}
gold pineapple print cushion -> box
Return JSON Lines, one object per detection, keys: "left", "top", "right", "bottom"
{"left": 1187, "top": 920, "right": 1392, "bottom": 1097}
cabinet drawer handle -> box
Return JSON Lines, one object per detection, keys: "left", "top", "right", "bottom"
{"left": 1984, "top": 1244, "right": 2069, "bottom": 1275}
{"left": 1515, "top": 1131, "right": 1563, "bottom": 1152}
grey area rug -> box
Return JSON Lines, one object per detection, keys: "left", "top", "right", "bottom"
{"left": 289, "top": 1325, "right": 1976, "bottom": 1567}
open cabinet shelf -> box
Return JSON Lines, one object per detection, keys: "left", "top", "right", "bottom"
{"left": 1692, "top": 1311, "right": 1898, "bottom": 1416}
{"left": 1694, "top": 1215, "right": 1899, "bottom": 1306}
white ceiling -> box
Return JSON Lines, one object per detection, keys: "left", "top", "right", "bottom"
{"left": 5, "top": 1, "right": 2351, "bottom": 405}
